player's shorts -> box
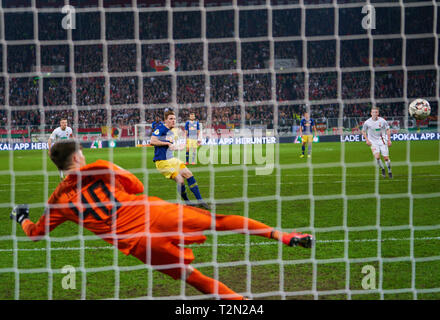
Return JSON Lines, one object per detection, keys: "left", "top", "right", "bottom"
{"left": 129, "top": 197, "right": 221, "bottom": 279}
{"left": 371, "top": 143, "right": 389, "bottom": 157}
{"left": 155, "top": 158, "right": 187, "bottom": 179}
{"left": 186, "top": 138, "right": 198, "bottom": 149}
{"left": 302, "top": 135, "right": 313, "bottom": 143}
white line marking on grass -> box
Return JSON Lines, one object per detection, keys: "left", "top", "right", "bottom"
{"left": 2, "top": 174, "right": 440, "bottom": 185}
{"left": 1, "top": 237, "right": 438, "bottom": 252}
{"left": 0, "top": 246, "right": 113, "bottom": 252}
{"left": 4, "top": 177, "right": 434, "bottom": 191}
{"left": 192, "top": 236, "right": 440, "bottom": 247}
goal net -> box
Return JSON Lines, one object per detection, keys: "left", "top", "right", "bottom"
{"left": 134, "top": 123, "right": 152, "bottom": 147}
{"left": 0, "top": 0, "right": 439, "bottom": 301}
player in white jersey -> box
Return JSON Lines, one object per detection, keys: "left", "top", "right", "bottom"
{"left": 48, "top": 119, "right": 74, "bottom": 179}
{"left": 361, "top": 107, "right": 392, "bottom": 178}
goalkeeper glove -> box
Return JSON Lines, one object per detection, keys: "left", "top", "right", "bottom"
{"left": 10, "top": 204, "right": 29, "bottom": 225}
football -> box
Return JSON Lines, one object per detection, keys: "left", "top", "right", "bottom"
{"left": 409, "top": 99, "right": 431, "bottom": 120}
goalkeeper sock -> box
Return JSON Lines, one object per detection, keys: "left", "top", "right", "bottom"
{"left": 186, "top": 151, "right": 189, "bottom": 163}
{"left": 187, "top": 176, "right": 203, "bottom": 201}
{"left": 186, "top": 268, "right": 244, "bottom": 300}
{"left": 301, "top": 144, "right": 305, "bottom": 155}
{"left": 270, "top": 230, "right": 282, "bottom": 241}
{"left": 178, "top": 183, "right": 190, "bottom": 202}
{"left": 214, "top": 215, "right": 272, "bottom": 238}
{"left": 377, "top": 159, "right": 385, "bottom": 169}
{"left": 214, "top": 215, "right": 306, "bottom": 245}
{"left": 385, "top": 160, "right": 392, "bottom": 172}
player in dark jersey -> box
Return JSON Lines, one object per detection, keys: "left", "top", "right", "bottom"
{"left": 299, "top": 112, "right": 318, "bottom": 158}
{"left": 150, "top": 110, "right": 209, "bottom": 210}
{"left": 184, "top": 112, "right": 200, "bottom": 165}
{"left": 152, "top": 115, "right": 163, "bottom": 131}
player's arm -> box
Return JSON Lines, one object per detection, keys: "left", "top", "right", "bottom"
{"left": 361, "top": 128, "right": 371, "bottom": 146}
{"left": 10, "top": 205, "right": 66, "bottom": 241}
{"left": 386, "top": 128, "right": 392, "bottom": 146}
{"left": 150, "top": 135, "right": 171, "bottom": 147}
{"left": 312, "top": 120, "right": 318, "bottom": 136}
{"left": 196, "top": 121, "right": 201, "bottom": 144}
{"left": 184, "top": 122, "right": 189, "bottom": 138}
{"left": 150, "top": 126, "right": 170, "bottom": 147}
{"left": 48, "top": 135, "right": 54, "bottom": 151}
{"left": 173, "top": 128, "right": 185, "bottom": 151}
{"left": 48, "top": 130, "right": 56, "bottom": 152}
{"left": 151, "top": 134, "right": 181, "bottom": 151}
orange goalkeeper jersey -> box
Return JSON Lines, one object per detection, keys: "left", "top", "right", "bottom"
{"left": 21, "top": 160, "right": 159, "bottom": 255}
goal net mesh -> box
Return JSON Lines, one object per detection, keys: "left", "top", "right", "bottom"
{"left": 0, "top": 0, "right": 439, "bottom": 300}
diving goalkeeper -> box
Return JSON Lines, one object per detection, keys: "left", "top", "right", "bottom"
{"left": 10, "top": 140, "right": 313, "bottom": 300}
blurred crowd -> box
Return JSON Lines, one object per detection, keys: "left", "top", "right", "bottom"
{"left": 0, "top": 2, "right": 437, "bottom": 130}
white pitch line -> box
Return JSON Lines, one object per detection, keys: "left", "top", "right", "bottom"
{"left": 1, "top": 177, "right": 439, "bottom": 192}
{"left": 0, "top": 237, "right": 438, "bottom": 252}
{"left": 1, "top": 173, "right": 440, "bottom": 185}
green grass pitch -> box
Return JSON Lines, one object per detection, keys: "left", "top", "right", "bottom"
{"left": 0, "top": 141, "right": 439, "bottom": 300}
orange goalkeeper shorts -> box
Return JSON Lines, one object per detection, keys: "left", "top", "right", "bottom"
{"left": 129, "top": 197, "right": 220, "bottom": 279}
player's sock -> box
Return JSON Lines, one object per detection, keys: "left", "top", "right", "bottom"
{"left": 178, "top": 183, "right": 190, "bottom": 202}
{"left": 186, "top": 268, "right": 244, "bottom": 300}
{"left": 301, "top": 144, "right": 305, "bottom": 155}
{"left": 187, "top": 176, "right": 203, "bottom": 201}
{"left": 376, "top": 159, "right": 385, "bottom": 169}
{"left": 269, "top": 229, "right": 283, "bottom": 241}
{"left": 308, "top": 144, "right": 312, "bottom": 155}
{"left": 186, "top": 151, "right": 189, "bottom": 163}
{"left": 212, "top": 214, "right": 313, "bottom": 249}
{"left": 385, "top": 160, "right": 392, "bottom": 172}
{"left": 214, "top": 215, "right": 273, "bottom": 238}
{"left": 214, "top": 215, "right": 309, "bottom": 247}
{"left": 192, "top": 150, "right": 196, "bottom": 163}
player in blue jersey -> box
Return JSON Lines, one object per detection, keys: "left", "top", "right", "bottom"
{"left": 184, "top": 112, "right": 200, "bottom": 165}
{"left": 299, "top": 112, "right": 318, "bottom": 158}
{"left": 150, "top": 110, "right": 210, "bottom": 210}
{"left": 152, "top": 115, "right": 163, "bottom": 131}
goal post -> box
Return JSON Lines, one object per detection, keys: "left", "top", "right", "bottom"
{"left": 134, "top": 123, "right": 153, "bottom": 147}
